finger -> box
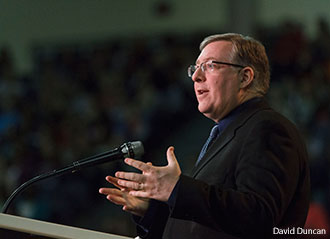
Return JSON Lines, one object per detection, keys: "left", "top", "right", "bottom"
{"left": 122, "top": 206, "right": 138, "bottom": 216}
{"left": 115, "top": 171, "right": 144, "bottom": 182}
{"left": 107, "top": 194, "right": 126, "bottom": 206}
{"left": 99, "top": 188, "right": 127, "bottom": 205}
{"left": 99, "top": 187, "right": 111, "bottom": 195}
{"left": 124, "top": 158, "right": 151, "bottom": 172}
{"left": 106, "top": 176, "right": 134, "bottom": 191}
{"left": 99, "top": 187, "right": 122, "bottom": 196}
{"left": 122, "top": 206, "right": 132, "bottom": 212}
{"left": 103, "top": 177, "right": 122, "bottom": 190}
{"left": 105, "top": 176, "right": 122, "bottom": 189}
{"left": 117, "top": 179, "right": 142, "bottom": 190}
{"left": 129, "top": 190, "right": 150, "bottom": 198}
{"left": 166, "top": 146, "right": 178, "bottom": 167}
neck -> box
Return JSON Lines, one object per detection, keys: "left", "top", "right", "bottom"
{"left": 238, "top": 91, "right": 262, "bottom": 105}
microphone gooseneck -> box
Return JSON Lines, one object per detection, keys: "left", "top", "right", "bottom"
{"left": 1, "top": 141, "right": 144, "bottom": 214}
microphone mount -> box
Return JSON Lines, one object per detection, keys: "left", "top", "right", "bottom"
{"left": 1, "top": 141, "right": 144, "bottom": 214}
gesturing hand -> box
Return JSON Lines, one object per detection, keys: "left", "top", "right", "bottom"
{"left": 115, "top": 146, "right": 181, "bottom": 202}
{"left": 99, "top": 176, "right": 149, "bottom": 217}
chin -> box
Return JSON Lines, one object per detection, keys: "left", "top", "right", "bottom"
{"left": 198, "top": 107, "right": 211, "bottom": 118}
{"left": 197, "top": 105, "right": 207, "bottom": 114}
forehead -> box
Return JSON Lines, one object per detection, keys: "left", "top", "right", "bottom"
{"left": 196, "top": 41, "right": 233, "bottom": 64}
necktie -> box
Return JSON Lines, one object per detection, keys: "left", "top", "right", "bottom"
{"left": 196, "top": 125, "right": 219, "bottom": 166}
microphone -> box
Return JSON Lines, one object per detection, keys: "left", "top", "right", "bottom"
{"left": 2, "top": 141, "right": 144, "bottom": 214}
{"left": 70, "top": 141, "right": 144, "bottom": 172}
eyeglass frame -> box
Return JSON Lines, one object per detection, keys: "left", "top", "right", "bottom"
{"left": 187, "top": 60, "right": 246, "bottom": 78}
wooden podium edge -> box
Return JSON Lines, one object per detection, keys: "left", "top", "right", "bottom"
{"left": 0, "top": 213, "right": 132, "bottom": 239}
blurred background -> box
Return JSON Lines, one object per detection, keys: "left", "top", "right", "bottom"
{"left": 0, "top": 0, "right": 329, "bottom": 237}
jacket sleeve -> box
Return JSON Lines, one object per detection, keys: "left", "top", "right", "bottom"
{"left": 134, "top": 199, "right": 170, "bottom": 238}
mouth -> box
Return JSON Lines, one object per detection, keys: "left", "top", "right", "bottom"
{"left": 197, "top": 89, "right": 209, "bottom": 96}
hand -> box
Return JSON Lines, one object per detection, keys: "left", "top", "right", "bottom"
{"left": 115, "top": 146, "right": 181, "bottom": 202}
{"left": 99, "top": 176, "right": 149, "bottom": 217}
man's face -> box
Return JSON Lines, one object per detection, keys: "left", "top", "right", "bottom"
{"left": 192, "top": 41, "right": 242, "bottom": 122}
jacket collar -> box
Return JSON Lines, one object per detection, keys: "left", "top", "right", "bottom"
{"left": 191, "top": 97, "right": 271, "bottom": 177}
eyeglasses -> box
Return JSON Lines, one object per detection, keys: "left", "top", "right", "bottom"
{"left": 187, "top": 60, "right": 245, "bottom": 78}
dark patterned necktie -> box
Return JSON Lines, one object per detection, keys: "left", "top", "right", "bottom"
{"left": 196, "top": 125, "right": 219, "bottom": 166}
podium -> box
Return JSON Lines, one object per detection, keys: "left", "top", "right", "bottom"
{"left": 0, "top": 213, "right": 133, "bottom": 239}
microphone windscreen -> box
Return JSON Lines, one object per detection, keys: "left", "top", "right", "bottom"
{"left": 121, "top": 141, "right": 144, "bottom": 159}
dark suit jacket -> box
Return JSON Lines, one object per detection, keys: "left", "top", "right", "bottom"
{"left": 138, "top": 98, "right": 310, "bottom": 239}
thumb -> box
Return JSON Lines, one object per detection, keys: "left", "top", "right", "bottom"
{"left": 166, "top": 146, "right": 178, "bottom": 167}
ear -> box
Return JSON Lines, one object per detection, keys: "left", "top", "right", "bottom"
{"left": 239, "top": 67, "right": 254, "bottom": 89}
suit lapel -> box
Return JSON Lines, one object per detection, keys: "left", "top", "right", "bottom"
{"left": 191, "top": 99, "right": 271, "bottom": 178}
{"left": 191, "top": 124, "right": 235, "bottom": 177}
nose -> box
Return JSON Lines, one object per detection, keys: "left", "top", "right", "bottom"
{"left": 192, "top": 67, "right": 205, "bottom": 83}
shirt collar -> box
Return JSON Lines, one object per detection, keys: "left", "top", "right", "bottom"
{"left": 217, "top": 97, "right": 262, "bottom": 133}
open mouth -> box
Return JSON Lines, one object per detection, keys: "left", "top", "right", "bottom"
{"left": 197, "top": 89, "right": 209, "bottom": 95}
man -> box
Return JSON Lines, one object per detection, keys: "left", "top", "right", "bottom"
{"left": 99, "top": 33, "right": 310, "bottom": 238}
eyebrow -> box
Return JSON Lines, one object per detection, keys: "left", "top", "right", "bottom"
{"left": 195, "top": 57, "right": 217, "bottom": 65}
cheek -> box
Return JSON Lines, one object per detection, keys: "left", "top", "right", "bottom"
{"left": 212, "top": 80, "right": 227, "bottom": 99}
{"left": 211, "top": 80, "right": 236, "bottom": 104}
